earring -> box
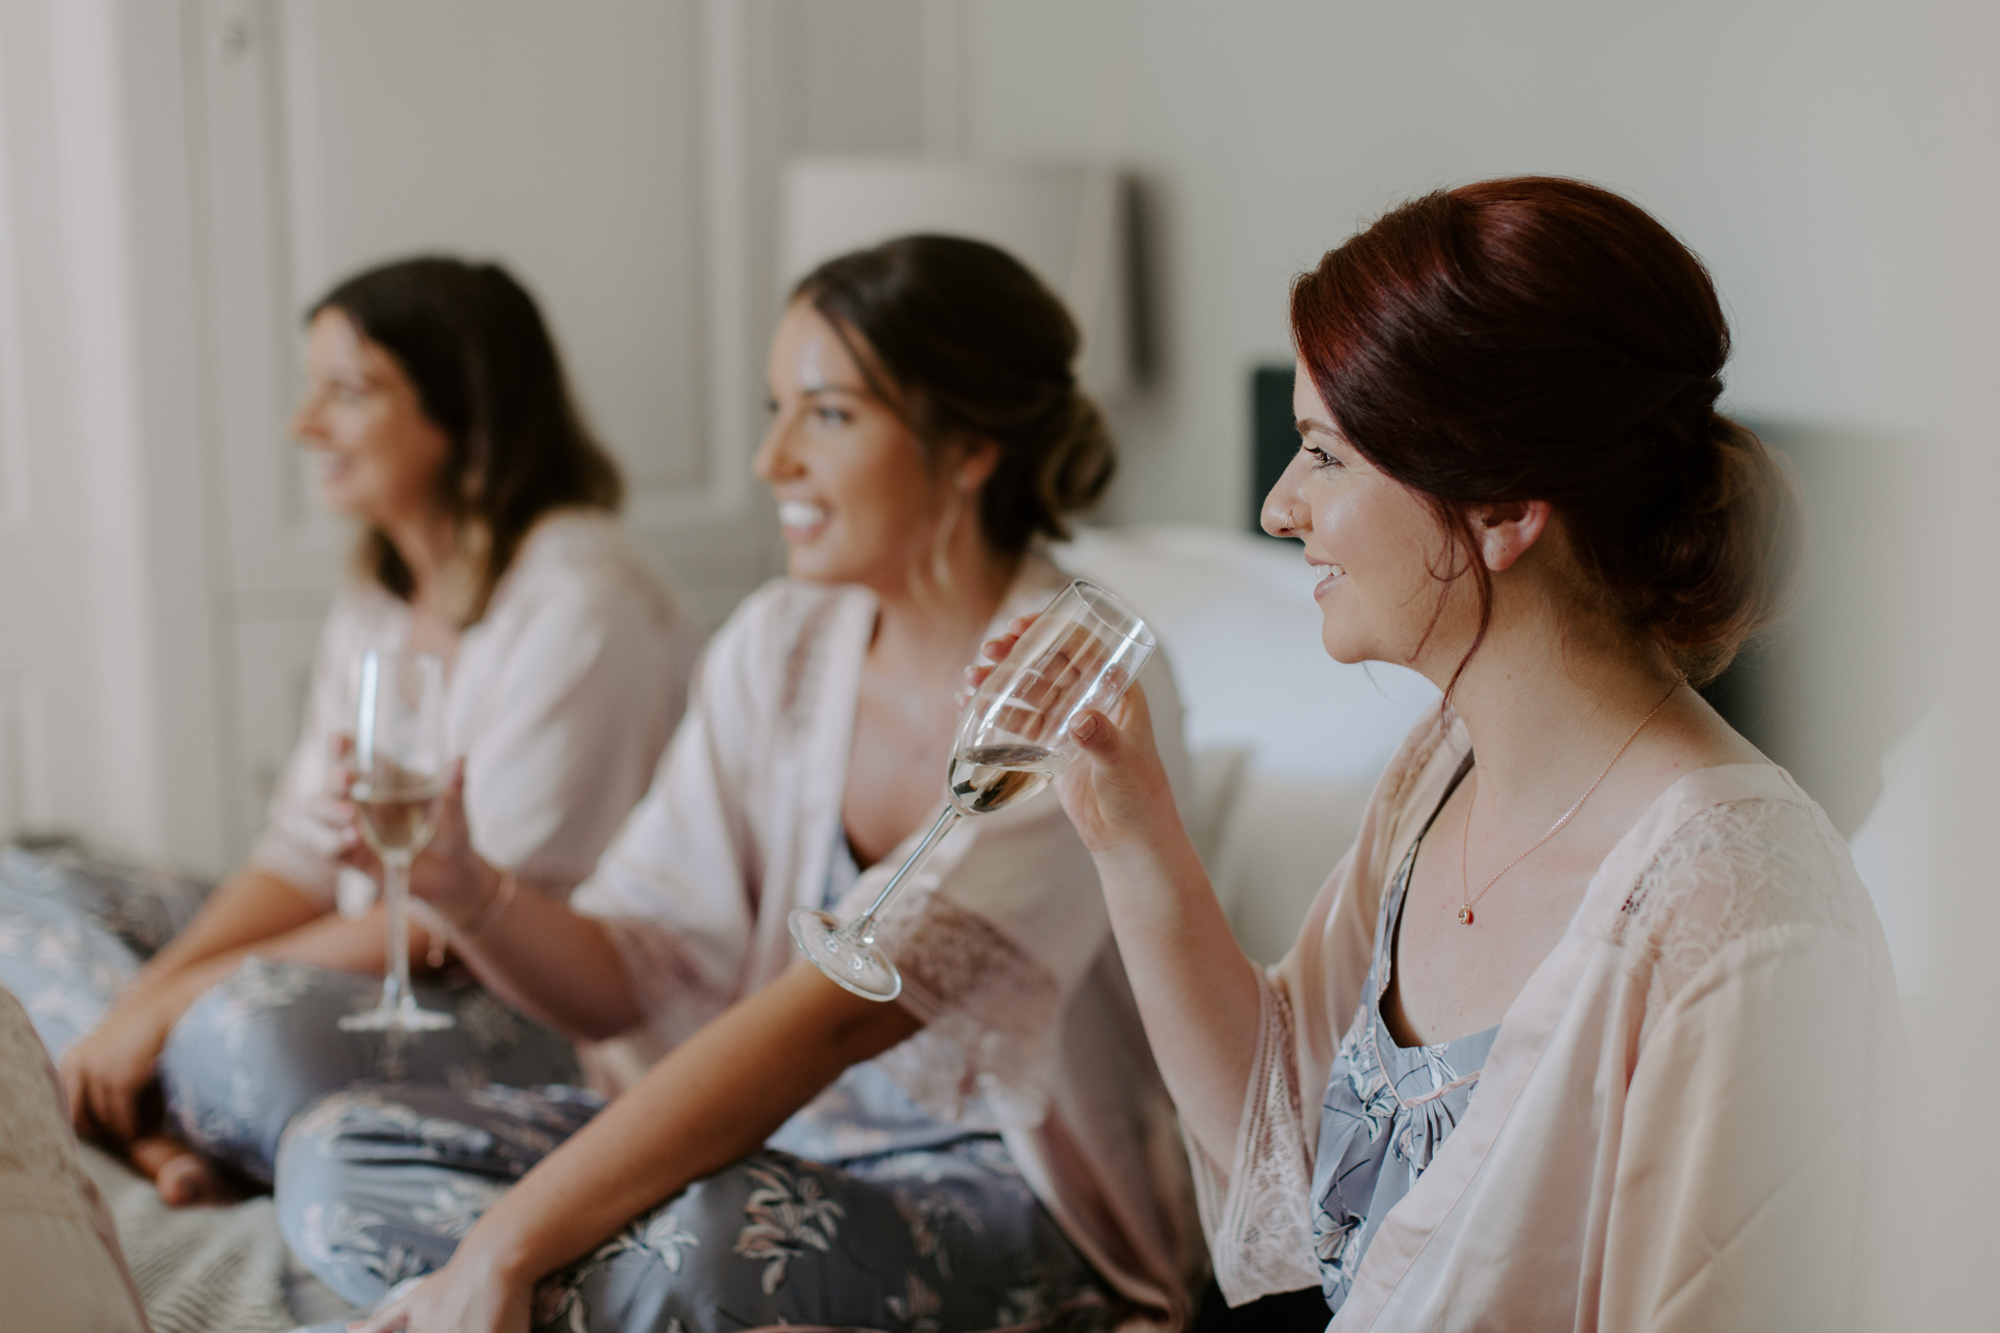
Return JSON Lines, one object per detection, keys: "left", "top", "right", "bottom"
{"left": 928, "top": 484, "right": 964, "bottom": 596}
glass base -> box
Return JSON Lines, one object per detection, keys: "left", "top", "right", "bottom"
{"left": 788, "top": 907, "right": 902, "bottom": 1002}
{"left": 339, "top": 997, "right": 457, "bottom": 1032}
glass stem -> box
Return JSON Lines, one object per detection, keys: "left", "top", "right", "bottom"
{"left": 384, "top": 856, "right": 413, "bottom": 1012}
{"left": 851, "top": 807, "right": 960, "bottom": 947}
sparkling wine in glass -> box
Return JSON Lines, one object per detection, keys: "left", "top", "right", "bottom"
{"left": 789, "top": 579, "right": 1155, "bottom": 1001}
{"left": 339, "top": 651, "right": 455, "bottom": 1032}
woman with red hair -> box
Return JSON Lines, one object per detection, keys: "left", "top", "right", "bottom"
{"left": 983, "top": 177, "right": 1899, "bottom": 1328}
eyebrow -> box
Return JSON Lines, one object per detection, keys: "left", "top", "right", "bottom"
{"left": 800, "top": 383, "right": 870, "bottom": 399}
{"left": 1296, "top": 415, "right": 1339, "bottom": 440}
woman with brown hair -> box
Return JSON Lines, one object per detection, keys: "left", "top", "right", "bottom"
{"left": 274, "top": 235, "right": 1202, "bottom": 1333}
{"left": 986, "top": 177, "right": 1899, "bottom": 1328}
{"left": 45, "top": 257, "right": 700, "bottom": 1204}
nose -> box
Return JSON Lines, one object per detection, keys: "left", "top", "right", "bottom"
{"left": 1260, "top": 451, "right": 1312, "bottom": 539}
{"left": 752, "top": 411, "right": 801, "bottom": 484}
{"left": 288, "top": 388, "right": 325, "bottom": 446}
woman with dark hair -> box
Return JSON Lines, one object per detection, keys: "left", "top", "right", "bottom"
{"left": 47, "top": 257, "right": 701, "bottom": 1204}
{"left": 274, "top": 235, "right": 1203, "bottom": 1333}
{"left": 982, "top": 178, "right": 1899, "bottom": 1328}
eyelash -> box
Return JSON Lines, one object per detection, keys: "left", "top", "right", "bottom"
{"left": 1303, "top": 443, "right": 1342, "bottom": 470}
{"left": 813, "top": 405, "right": 853, "bottom": 427}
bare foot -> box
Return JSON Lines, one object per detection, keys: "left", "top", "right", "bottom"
{"left": 125, "top": 1132, "right": 187, "bottom": 1178}
{"left": 154, "top": 1152, "right": 231, "bottom": 1206}
{"left": 128, "top": 1133, "right": 237, "bottom": 1207}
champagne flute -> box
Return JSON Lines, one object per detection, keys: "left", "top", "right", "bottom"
{"left": 339, "top": 650, "right": 455, "bottom": 1032}
{"left": 789, "top": 580, "right": 1156, "bottom": 1001}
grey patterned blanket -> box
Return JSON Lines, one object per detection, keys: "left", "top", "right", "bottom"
{"left": 78, "top": 1143, "right": 356, "bottom": 1333}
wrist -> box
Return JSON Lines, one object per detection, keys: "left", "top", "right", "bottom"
{"left": 138, "top": 960, "right": 224, "bottom": 1023}
{"left": 457, "top": 1214, "right": 545, "bottom": 1288}
{"left": 449, "top": 865, "right": 517, "bottom": 936}
{"left": 1085, "top": 787, "right": 1191, "bottom": 863}
{"left": 1094, "top": 813, "right": 1205, "bottom": 888}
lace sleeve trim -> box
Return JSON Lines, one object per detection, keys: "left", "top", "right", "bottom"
{"left": 1610, "top": 794, "right": 1872, "bottom": 1047}
{"left": 868, "top": 889, "right": 1063, "bottom": 1129}
{"left": 595, "top": 914, "right": 739, "bottom": 1051}
{"left": 1194, "top": 971, "right": 1321, "bottom": 1305}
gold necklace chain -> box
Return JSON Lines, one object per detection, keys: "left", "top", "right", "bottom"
{"left": 1457, "top": 676, "right": 1686, "bottom": 926}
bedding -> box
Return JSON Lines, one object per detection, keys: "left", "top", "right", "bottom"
{"left": 77, "top": 1142, "right": 357, "bottom": 1333}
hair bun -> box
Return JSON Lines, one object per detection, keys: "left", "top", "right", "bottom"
{"left": 1642, "top": 415, "right": 1804, "bottom": 681}
{"left": 1673, "top": 373, "right": 1726, "bottom": 417}
{"left": 1033, "top": 393, "right": 1116, "bottom": 539}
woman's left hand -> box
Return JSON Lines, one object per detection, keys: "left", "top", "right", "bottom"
{"left": 346, "top": 1247, "right": 533, "bottom": 1333}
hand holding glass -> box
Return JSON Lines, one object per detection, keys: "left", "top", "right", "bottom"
{"left": 789, "top": 580, "right": 1156, "bottom": 1001}
{"left": 339, "top": 651, "right": 456, "bottom": 1032}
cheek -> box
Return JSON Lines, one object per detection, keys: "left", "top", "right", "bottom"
{"left": 839, "top": 439, "right": 935, "bottom": 530}
{"left": 377, "top": 419, "right": 448, "bottom": 489}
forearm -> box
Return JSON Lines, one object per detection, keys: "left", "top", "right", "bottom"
{"left": 119, "top": 867, "right": 337, "bottom": 1020}
{"left": 133, "top": 867, "right": 323, "bottom": 987}
{"left": 126, "top": 904, "right": 411, "bottom": 1024}
{"left": 436, "top": 866, "right": 645, "bottom": 1040}
{"left": 461, "top": 962, "right": 919, "bottom": 1283}
{"left": 1093, "top": 815, "right": 1266, "bottom": 1164}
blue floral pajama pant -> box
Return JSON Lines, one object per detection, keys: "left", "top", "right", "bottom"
{"left": 161, "top": 960, "right": 580, "bottom": 1183}
{"left": 0, "top": 843, "right": 204, "bottom": 1059}
{"left": 0, "top": 842, "right": 578, "bottom": 1184}
{"left": 276, "top": 1082, "right": 1121, "bottom": 1333}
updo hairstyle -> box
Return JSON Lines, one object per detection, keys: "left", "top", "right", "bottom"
{"left": 1290, "top": 177, "right": 1802, "bottom": 685}
{"left": 312, "top": 256, "right": 623, "bottom": 624}
{"left": 792, "top": 234, "right": 1114, "bottom": 555}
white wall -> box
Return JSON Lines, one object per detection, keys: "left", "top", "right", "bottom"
{"left": 1883, "top": 4, "right": 2000, "bottom": 1322}
{"left": 959, "top": 0, "right": 1956, "bottom": 840}
{"left": 963, "top": 0, "right": 1932, "bottom": 527}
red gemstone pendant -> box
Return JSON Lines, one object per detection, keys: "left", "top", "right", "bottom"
{"left": 1458, "top": 906, "right": 1474, "bottom": 925}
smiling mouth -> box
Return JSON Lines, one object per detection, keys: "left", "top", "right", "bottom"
{"left": 1309, "top": 561, "right": 1346, "bottom": 595}
{"left": 778, "top": 501, "right": 829, "bottom": 532}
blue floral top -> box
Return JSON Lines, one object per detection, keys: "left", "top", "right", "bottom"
{"left": 1310, "top": 764, "right": 1497, "bottom": 1312}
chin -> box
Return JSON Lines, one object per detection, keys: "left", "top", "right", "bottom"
{"left": 313, "top": 467, "right": 382, "bottom": 516}
{"left": 315, "top": 485, "right": 361, "bottom": 517}
{"left": 1318, "top": 612, "right": 1367, "bottom": 665}
{"left": 1319, "top": 637, "right": 1370, "bottom": 666}
{"left": 780, "top": 545, "right": 846, "bottom": 586}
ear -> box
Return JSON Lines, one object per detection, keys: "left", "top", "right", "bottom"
{"left": 1472, "top": 499, "right": 1552, "bottom": 573}
{"left": 951, "top": 437, "right": 1002, "bottom": 493}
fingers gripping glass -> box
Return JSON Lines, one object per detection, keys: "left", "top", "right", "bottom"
{"left": 339, "top": 651, "right": 456, "bottom": 1032}
{"left": 789, "top": 580, "right": 1156, "bottom": 1001}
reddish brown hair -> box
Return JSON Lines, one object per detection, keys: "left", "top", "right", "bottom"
{"left": 1291, "top": 177, "right": 1800, "bottom": 686}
